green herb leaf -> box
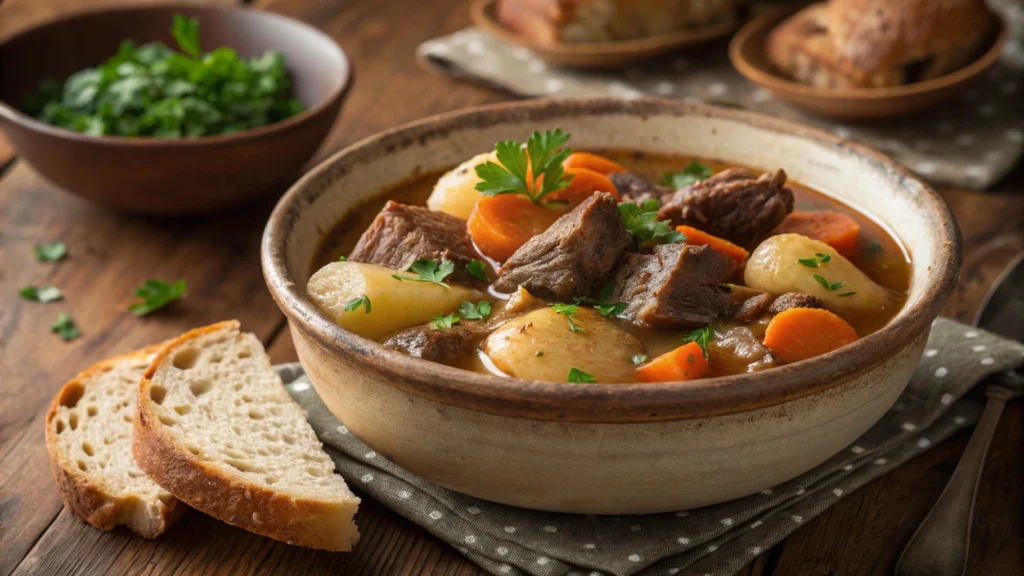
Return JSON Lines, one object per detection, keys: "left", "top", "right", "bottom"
{"left": 837, "top": 291, "right": 857, "bottom": 297}
{"left": 171, "top": 14, "right": 201, "bottom": 58}
{"left": 812, "top": 274, "right": 846, "bottom": 292}
{"left": 551, "top": 303, "right": 579, "bottom": 317}
{"left": 35, "top": 241, "right": 67, "bottom": 262}
{"left": 631, "top": 354, "right": 648, "bottom": 365}
{"left": 815, "top": 252, "right": 832, "bottom": 263}
{"left": 474, "top": 129, "right": 574, "bottom": 206}
{"left": 866, "top": 240, "right": 885, "bottom": 258}
{"left": 343, "top": 295, "right": 371, "bottom": 314}
{"left": 567, "top": 316, "right": 586, "bottom": 334}
{"left": 467, "top": 259, "right": 489, "bottom": 282}
{"left": 430, "top": 313, "right": 460, "bottom": 330}
{"left": 659, "top": 162, "right": 712, "bottom": 189}
{"left": 51, "top": 312, "right": 81, "bottom": 341}
{"left": 681, "top": 326, "right": 714, "bottom": 359}
{"left": 618, "top": 199, "right": 685, "bottom": 249}
{"left": 338, "top": 255, "right": 347, "bottom": 262}
{"left": 129, "top": 279, "right": 186, "bottom": 316}
{"left": 19, "top": 285, "right": 63, "bottom": 303}
{"left": 392, "top": 259, "right": 455, "bottom": 287}
{"left": 535, "top": 350, "right": 544, "bottom": 357}
{"left": 594, "top": 301, "right": 629, "bottom": 317}
{"left": 458, "top": 300, "right": 492, "bottom": 320}
{"left": 567, "top": 367, "right": 596, "bottom": 383}
{"left": 797, "top": 257, "right": 819, "bottom": 268}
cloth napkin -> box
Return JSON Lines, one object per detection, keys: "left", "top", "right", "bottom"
{"left": 415, "top": 0, "right": 1024, "bottom": 190}
{"left": 281, "top": 317, "right": 1024, "bottom": 576}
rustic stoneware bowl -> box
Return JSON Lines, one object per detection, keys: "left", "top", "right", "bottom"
{"left": 0, "top": 4, "right": 350, "bottom": 215}
{"left": 262, "top": 98, "right": 960, "bottom": 514}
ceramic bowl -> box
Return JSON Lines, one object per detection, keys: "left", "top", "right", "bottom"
{"left": 729, "top": 5, "right": 1007, "bottom": 121}
{"left": 0, "top": 4, "right": 350, "bottom": 215}
{"left": 262, "top": 98, "right": 960, "bottom": 514}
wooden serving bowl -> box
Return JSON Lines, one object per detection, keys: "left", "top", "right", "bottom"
{"left": 729, "top": 5, "right": 1007, "bottom": 121}
{"left": 262, "top": 98, "right": 960, "bottom": 514}
{"left": 0, "top": 5, "right": 350, "bottom": 216}
{"left": 471, "top": 0, "right": 741, "bottom": 69}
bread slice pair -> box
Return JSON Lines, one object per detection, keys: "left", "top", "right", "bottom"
{"left": 45, "top": 321, "right": 360, "bottom": 551}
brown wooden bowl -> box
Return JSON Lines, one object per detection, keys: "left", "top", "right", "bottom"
{"left": 470, "top": 0, "right": 741, "bottom": 69}
{"left": 728, "top": 5, "right": 1007, "bottom": 121}
{"left": 0, "top": 4, "right": 350, "bottom": 216}
{"left": 262, "top": 98, "right": 961, "bottom": 514}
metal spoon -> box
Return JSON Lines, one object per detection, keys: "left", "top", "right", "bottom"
{"left": 895, "top": 252, "right": 1024, "bottom": 576}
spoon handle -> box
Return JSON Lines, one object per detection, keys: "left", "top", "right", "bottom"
{"left": 895, "top": 385, "right": 1013, "bottom": 576}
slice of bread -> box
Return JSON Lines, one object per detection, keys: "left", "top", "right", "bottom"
{"left": 132, "top": 321, "right": 360, "bottom": 551}
{"left": 45, "top": 344, "right": 185, "bottom": 538}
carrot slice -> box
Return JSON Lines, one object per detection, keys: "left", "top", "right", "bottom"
{"left": 468, "top": 195, "right": 564, "bottom": 262}
{"left": 774, "top": 211, "right": 861, "bottom": 256}
{"left": 635, "top": 342, "right": 709, "bottom": 383}
{"left": 763, "top": 308, "right": 858, "bottom": 364}
{"left": 546, "top": 166, "right": 620, "bottom": 204}
{"left": 676, "top": 225, "right": 750, "bottom": 264}
{"left": 562, "top": 152, "right": 627, "bottom": 176}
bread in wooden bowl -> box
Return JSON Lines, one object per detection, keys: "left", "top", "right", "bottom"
{"left": 45, "top": 344, "right": 185, "bottom": 538}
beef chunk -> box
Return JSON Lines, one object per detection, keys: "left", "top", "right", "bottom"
{"left": 610, "top": 172, "right": 672, "bottom": 205}
{"left": 658, "top": 168, "right": 795, "bottom": 249}
{"left": 769, "top": 292, "right": 824, "bottom": 314}
{"left": 733, "top": 293, "right": 772, "bottom": 322}
{"left": 608, "top": 243, "right": 735, "bottom": 329}
{"left": 384, "top": 322, "right": 491, "bottom": 366}
{"left": 709, "top": 325, "right": 778, "bottom": 373}
{"left": 494, "top": 193, "right": 632, "bottom": 300}
{"left": 349, "top": 201, "right": 476, "bottom": 279}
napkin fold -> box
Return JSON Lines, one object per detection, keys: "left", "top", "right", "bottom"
{"left": 281, "top": 317, "right": 1024, "bottom": 576}
{"left": 415, "top": 0, "right": 1024, "bottom": 190}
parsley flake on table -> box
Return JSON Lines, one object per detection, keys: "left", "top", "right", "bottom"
{"left": 659, "top": 161, "right": 712, "bottom": 189}
{"left": 681, "top": 326, "right": 715, "bottom": 359}
{"left": 812, "top": 274, "right": 847, "bottom": 292}
{"left": 19, "top": 285, "right": 64, "bottom": 303}
{"left": 567, "top": 367, "right": 596, "bottom": 383}
{"left": 618, "top": 198, "right": 685, "bottom": 249}
{"left": 466, "top": 259, "right": 490, "bottom": 282}
{"left": 392, "top": 259, "right": 455, "bottom": 287}
{"left": 430, "top": 313, "right": 460, "bottom": 330}
{"left": 129, "top": 279, "right": 186, "bottom": 316}
{"left": 34, "top": 241, "right": 67, "bottom": 262}
{"left": 458, "top": 300, "right": 492, "bottom": 321}
{"left": 51, "top": 312, "right": 81, "bottom": 341}
{"left": 343, "top": 295, "right": 371, "bottom": 314}
{"left": 474, "top": 129, "right": 574, "bottom": 206}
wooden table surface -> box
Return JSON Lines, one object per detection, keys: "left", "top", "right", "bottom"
{"left": 1, "top": 0, "right": 1022, "bottom": 574}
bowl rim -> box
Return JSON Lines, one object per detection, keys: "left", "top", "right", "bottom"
{"left": 0, "top": 2, "right": 350, "bottom": 147}
{"left": 262, "top": 97, "right": 961, "bottom": 424}
{"left": 728, "top": 4, "right": 1007, "bottom": 102}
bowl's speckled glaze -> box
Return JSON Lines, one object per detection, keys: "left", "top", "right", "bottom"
{"left": 262, "top": 98, "right": 960, "bottom": 513}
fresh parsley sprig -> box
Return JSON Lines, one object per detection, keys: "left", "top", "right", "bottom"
{"left": 567, "top": 367, "right": 596, "bottom": 383}
{"left": 474, "top": 129, "right": 574, "bottom": 206}
{"left": 681, "top": 326, "right": 715, "bottom": 359}
{"left": 430, "top": 313, "right": 460, "bottom": 330}
{"left": 467, "top": 259, "right": 490, "bottom": 282}
{"left": 51, "top": 312, "right": 81, "bottom": 341}
{"left": 392, "top": 259, "right": 455, "bottom": 287}
{"left": 797, "top": 252, "right": 832, "bottom": 268}
{"left": 458, "top": 300, "right": 492, "bottom": 321}
{"left": 129, "top": 279, "right": 186, "bottom": 316}
{"left": 812, "top": 274, "right": 847, "bottom": 293}
{"left": 344, "top": 295, "right": 371, "bottom": 314}
{"left": 659, "top": 162, "right": 712, "bottom": 189}
{"left": 551, "top": 303, "right": 586, "bottom": 333}
{"left": 618, "top": 198, "right": 686, "bottom": 249}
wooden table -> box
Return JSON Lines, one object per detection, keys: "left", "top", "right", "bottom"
{"left": 1, "top": 0, "right": 1022, "bottom": 574}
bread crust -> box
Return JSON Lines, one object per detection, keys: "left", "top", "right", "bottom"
{"left": 45, "top": 344, "right": 184, "bottom": 538}
{"left": 132, "top": 321, "right": 360, "bottom": 552}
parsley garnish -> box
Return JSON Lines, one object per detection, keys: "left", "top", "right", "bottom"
{"left": 567, "top": 367, "right": 596, "bottom": 383}
{"left": 552, "top": 303, "right": 586, "bottom": 333}
{"left": 866, "top": 240, "right": 885, "bottom": 258}
{"left": 338, "top": 255, "right": 347, "bottom": 262}
{"left": 631, "top": 354, "right": 648, "bottom": 365}
{"left": 567, "top": 317, "right": 586, "bottom": 333}
{"left": 812, "top": 274, "right": 846, "bottom": 292}
{"left": 618, "top": 198, "right": 685, "bottom": 249}
{"left": 458, "top": 300, "right": 492, "bottom": 320}
{"left": 467, "top": 259, "right": 490, "bottom": 281}
{"left": 594, "top": 301, "right": 628, "bottom": 317}
{"left": 392, "top": 259, "right": 455, "bottom": 287}
{"left": 170, "top": 13, "right": 201, "bottom": 58}
{"left": 129, "top": 279, "right": 186, "bottom": 316}
{"left": 474, "top": 129, "right": 574, "bottom": 206}
{"left": 681, "top": 326, "right": 714, "bottom": 358}
{"left": 816, "top": 252, "right": 832, "bottom": 263}
{"left": 19, "top": 285, "right": 63, "bottom": 303}
{"left": 430, "top": 313, "right": 460, "bottom": 330}
{"left": 797, "top": 252, "right": 832, "bottom": 268}
{"left": 576, "top": 283, "right": 628, "bottom": 317}
{"left": 659, "top": 162, "right": 712, "bottom": 189}
{"left": 51, "top": 312, "right": 81, "bottom": 341}
{"left": 838, "top": 291, "right": 857, "bottom": 297}
{"left": 35, "top": 241, "right": 67, "bottom": 262}
{"left": 343, "top": 295, "right": 371, "bottom": 314}
{"left": 535, "top": 350, "right": 544, "bottom": 357}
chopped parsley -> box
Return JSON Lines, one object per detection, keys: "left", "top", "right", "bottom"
{"left": 51, "top": 312, "right": 81, "bottom": 341}
{"left": 576, "top": 283, "right": 628, "bottom": 318}
{"left": 866, "top": 240, "right": 885, "bottom": 258}
{"left": 567, "top": 317, "right": 586, "bottom": 333}
{"left": 19, "top": 285, "right": 64, "bottom": 303}
{"left": 467, "top": 259, "right": 490, "bottom": 281}
{"left": 812, "top": 274, "right": 847, "bottom": 292}
{"left": 552, "top": 303, "right": 586, "bottom": 333}
{"left": 631, "top": 354, "right": 648, "bottom": 365}
{"left": 837, "top": 291, "right": 857, "bottom": 297}
{"left": 35, "top": 241, "right": 67, "bottom": 262}
{"left": 392, "top": 259, "right": 455, "bottom": 287}
{"left": 458, "top": 300, "right": 492, "bottom": 320}
{"left": 474, "top": 129, "right": 574, "bottom": 206}
{"left": 618, "top": 198, "right": 685, "bottom": 249}
{"left": 797, "top": 252, "right": 832, "bottom": 268}
{"left": 681, "top": 326, "right": 714, "bottom": 359}
{"left": 594, "top": 301, "right": 628, "bottom": 318}
{"left": 430, "top": 313, "right": 460, "bottom": 330}
{"left": 338, "top": 255, "right": 347, "bottom": 262}
{"left": 535, "top": 350, "right": 544, "bottom": 357}
{"left": 567, "top": 367, "right": 596, "bottom": 383}
{"left": 129, "top": 279, "right": 186, "bottom": 316}
{"left": 343, "top": 295, "right": 371, "bottom": 314}
{"left": 659, "top": 161, "right": 712, "bottom": 189}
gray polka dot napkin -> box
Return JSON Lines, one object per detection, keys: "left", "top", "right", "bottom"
{"left": 415, "top": 0, "right": 1024, "bottom": 190}
{"left": 280, "top": 317, "right": 1024, "bottom": 576}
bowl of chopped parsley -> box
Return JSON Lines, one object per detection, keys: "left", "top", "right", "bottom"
{"left": 0, "top": 5, "right": 350, "bottom": 215}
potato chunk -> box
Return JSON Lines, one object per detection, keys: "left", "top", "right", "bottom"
{"left": 744, "top": 234, "right": 894, "bottom": 318}
{"left": 307, "top": 261, "right": 488, "bottom": 340}
{"left": 426, "top": 151, "right": 497, "bottom": 219}
{"left": 483, "top": 307, "right": 643, "bottom": 383}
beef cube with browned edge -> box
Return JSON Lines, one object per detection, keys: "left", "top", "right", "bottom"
{"left": 494, "top": 193, "right": 632, "bottom": 300}
{"left": 349, "top": 201, "right": 476, "bottom": 281}
{"left": 610, "top": 172, "right": 672, "bottom": 205}
{"left": 384, "top": 322, "right": 491, "bottom": 366}
{"left": 659, "top": 168, "right": 795, "bottom": 249}
{"left": 609, "top": 243, "right": 735, "bottom": 329}
{"left": 769, "top": 292, "right": 824, "bottom": 314}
